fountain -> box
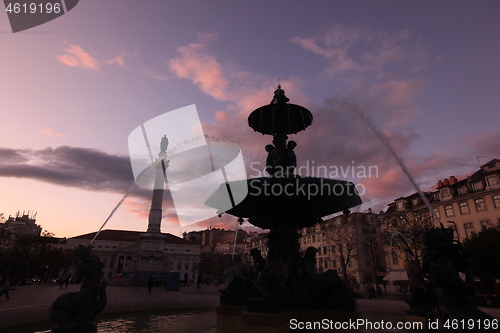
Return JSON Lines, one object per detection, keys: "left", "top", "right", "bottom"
{"left": 205, "top": 86, "right": 363, "bottom": 332}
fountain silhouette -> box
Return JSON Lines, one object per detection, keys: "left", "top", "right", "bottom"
{"left": 206, "top": 87, "right": 362, "bottom": 313}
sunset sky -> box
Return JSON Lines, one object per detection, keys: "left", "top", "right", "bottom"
{"left": 1, "top": 1, "right": 500, "bottom": 238}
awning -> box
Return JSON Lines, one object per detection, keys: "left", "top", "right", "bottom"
{"left": 383, "top": 270, "right": 408, "bottom": 281}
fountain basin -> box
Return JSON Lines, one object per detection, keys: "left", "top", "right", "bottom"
{"left": 205, "top": 176, "right": 362, "bottom": 229}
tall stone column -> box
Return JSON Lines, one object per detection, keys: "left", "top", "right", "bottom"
{"left": 147, "top": 152, "right": 167, "bottom": 234}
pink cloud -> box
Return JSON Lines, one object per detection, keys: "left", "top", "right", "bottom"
{"left": 57, "top": 45, "right": 100, "bottom": 70}
{"left": 169, "top": 33, "right": 230, "bottom": 101}
{"left": 37, "top": 128, "right": 67, "bottom": 138}
{"left": 467, "top": 131, "right": 500, "bottom": 158}
{"left": 57, "top": 45, "right": 136, "bottom": 72}
{"left": 140, "top": 69, "right": 168, "bottom": 81}
{"left": 291, "top": 26, "right": 428, "bottom": 77}
{"left": 105, "top": 55, "right": 125, "bottom": 67}
{"left": 214, "top": 111, "right": 229, "bottom": 123}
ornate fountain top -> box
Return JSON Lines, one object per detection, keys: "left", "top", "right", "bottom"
{"left": 248, "top": 87, "right": 313, "bottom": 135}
{"left": 270, "top": 85, "right": 290, "bottom": 104}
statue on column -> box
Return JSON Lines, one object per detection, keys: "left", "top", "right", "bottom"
{"left": 160, "top": 135, "right": 169, "bottom": 154}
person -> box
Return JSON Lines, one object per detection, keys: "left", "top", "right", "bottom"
{"left": 366, "top": 285, "right": 376, "bottom": 299}
{"left": 249, "top": 248, "right": 266, "bottom": 277}
{"left": 197, "top": 274, "right": 202, "bottom": 290}
{"left": 147, "top": 276, "right": 154, "bottom": 294}
{"left": 59, "top": 275, "right": 65, "bottom": 289}
{"left": 300, "top": 247, "right": 361, "bottom": 302}
{"left": 0, "top": 276, "right": 11, "bottom": 300}
{"left": 65, "top": 273, "right": 72, "bottom": 288}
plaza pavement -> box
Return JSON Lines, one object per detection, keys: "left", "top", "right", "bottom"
{"left": 0, "top": 284, "right": 499, "bottom": 330}
{"left": 0, "top": 283, "right": 221, "bottom": 330}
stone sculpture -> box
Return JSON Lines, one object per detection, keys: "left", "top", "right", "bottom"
{"left": 50, "top": 245, "right": 106, "bottom": 333}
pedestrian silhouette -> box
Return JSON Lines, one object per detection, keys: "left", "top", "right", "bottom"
{"left": 147, "top": 276, "right": 154, "bottom": 294}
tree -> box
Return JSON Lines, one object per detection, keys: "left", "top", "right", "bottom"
{"left": 42, "top": 230, "right": 55, "bottom": 237}
{"left": 381, "top": 211, "right": 434, "bottom": 262}
{"left": 463, "top": 227, "right": 500, "bottom": 289}
{"left": 1, "top": 235, "right": 73, "bottom": 279}
{"left": 324, "top": 222, "right": 357, "bottom": 281}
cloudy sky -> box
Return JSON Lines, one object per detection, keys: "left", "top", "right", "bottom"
{"left": 1, "top": 1, "right": 499, "bottom": 238}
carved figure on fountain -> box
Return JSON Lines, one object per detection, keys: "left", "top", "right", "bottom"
{"left": 50, "top": 245, "right": 107, "bottom": 333}
{"left": 270, "top": 85, "right": 290, "bottom": 105}
{"left": 422, "top": 227, "right": 495, "bottom": 331}
{"left": 299, "top": 247, "right": 362, "bottom": 310}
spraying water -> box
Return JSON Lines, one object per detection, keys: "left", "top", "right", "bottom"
{"left": 332, "top": 97, "right": 441, "bottom": 224}
{"left": 390, "top": 231, "right": 417, "bottom": 260}
{"left": 90, "top": 160, "right": 161, "bottom": 245}
{"left": 90, "top": 183, "right": 138, "bottom": 245}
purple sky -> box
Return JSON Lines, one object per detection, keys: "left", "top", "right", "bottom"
{"left": 1, "top": 1, "right": 500, "bottom": 238}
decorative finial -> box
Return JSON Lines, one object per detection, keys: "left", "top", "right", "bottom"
{"left": 270, "top": 84, "right": 290, "bottom": 105}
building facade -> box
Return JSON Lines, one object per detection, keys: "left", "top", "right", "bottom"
{"left": 64, "top": 229, "right": 200, "bottom": 285}
{"left": 298, "top": 212, "right": 386, "bottom": 286}
{"left": 382, "top": 158, "right": 500, "bottom": 286}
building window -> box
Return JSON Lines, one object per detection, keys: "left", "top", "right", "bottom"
{"left": 392, "top": 252, "right": 399, "bottom": 265}
{"left": 185, "top": 263, "right": 189, "bottom": 270}
{"left": 473, "top": 182, "right": 484, "bottom": 191}
{"left": 493, "top": 195, "right": 500, "bottom": 208}
{"left": 397, "top": 201, "right": 406, "bottom": 210}
{"left": 486, "top": 176, "right": 499, "bottom": 187}
{"left": 323, "top": 247, "right": 327, "bottom": 255}
{"left": 445, "top": 205, "right": 454, "bottom": 217}
{"left": 458, "top": 186, "right": 467, "bottom": 195}
{"left": 475, "top": 198, "right": 486, "bottom": 211}
{"left": 480, "top": 220, "right": 491, "bottom": 229}
{"left": 433, "top": 208, "right": 440, "bottom": 219}
{"left": 177, "top": 263, "right": 181, "bottom": 270}
{"left": 464, "top": 223, "right": 474, "bottom": 237}
{"left": 441, "top": 188, "right": 450, "bottom": 198}
{"left": 331, "top": 245, "right": 336, "bottom": 253}
{"left": 459, "top": 202, "right": 470, "bottom": 214}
